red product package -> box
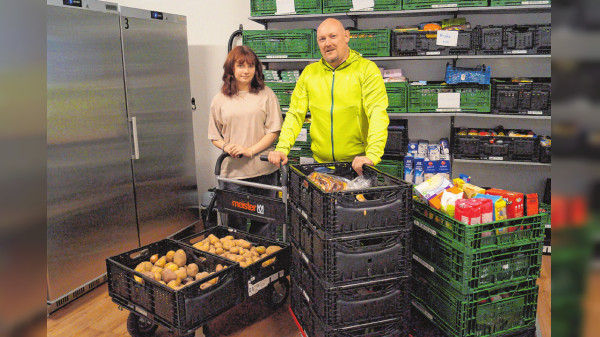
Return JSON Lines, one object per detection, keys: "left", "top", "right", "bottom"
{"left": 454, "top": 199, "right": 470, "bottom": 224}
{"left": 466, "top": 199, "right": 483, "bottom": 225}
{"left": 526, "top": 193, "right": 539, "bottom": 216}
{"left": 486, "top": 188, "right": 524, "bottom": 219}
{"left": 478, "top": 198, "right": 494, "bottom": 224}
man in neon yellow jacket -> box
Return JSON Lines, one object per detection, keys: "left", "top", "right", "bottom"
{"left": 268, "top": 18, "right": 389, "bottom": 175}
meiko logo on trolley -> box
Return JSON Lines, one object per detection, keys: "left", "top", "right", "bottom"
{"left": 231, "top": 200, "right": 265, "bottom": 214}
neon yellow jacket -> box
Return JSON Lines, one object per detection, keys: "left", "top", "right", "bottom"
{"left": 274, "top": 49, "right": 389, "bottom": 165}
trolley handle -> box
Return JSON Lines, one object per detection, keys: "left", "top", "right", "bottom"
{"left": 214, "top": 152, "right": 230, "bottom": 176}
{"left": 259, "top": 154, "right": 288, "bottom": 187}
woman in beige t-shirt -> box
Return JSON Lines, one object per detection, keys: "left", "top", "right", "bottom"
{"left": 208, "top": 46, "right": 283, "bottom": 239}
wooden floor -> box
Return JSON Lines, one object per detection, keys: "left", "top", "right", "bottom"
{"left": 47, "top": 256, "right": 552, "bottom": 337}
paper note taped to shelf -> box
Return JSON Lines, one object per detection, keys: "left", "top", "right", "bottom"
{"left": 438, "top": 92, "right": 460, "bottom": 109}
{"left": 437, "top": 30, "right": 459, "bottom": 46}
{"left": 296, "top": 128, "right": 308, "bottom": 142}
{"left": 352, "top": 0, "right": 375, "bottom": 11}
{"left": 276, "top": 0, "right": 295, "bottom": 15}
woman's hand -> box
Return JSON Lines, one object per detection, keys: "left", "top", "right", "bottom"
{"left": 226, "top": 144, "right": 252, "bottom": 158}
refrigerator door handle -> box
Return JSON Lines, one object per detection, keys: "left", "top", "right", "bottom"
{"left": 130, "top": 116, "right": 140, "bottom": 160}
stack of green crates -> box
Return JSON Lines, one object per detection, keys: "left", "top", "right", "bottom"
{"left": 250, "top": 0, "right": 323, "bottom": 16}
{"left": 322, "top": 0, "right": 402, "bottom": 13}
{"left": 411, "top": 200, "right": 544, "bottom": 337}
{"left": 375, "top": 157, "right": 404, "bottom": 179}
{"left": 266, "top": 81, "right": 297, "bottom": 112}
{"left": 385, "top": 81, "right": 409, "bottom": 113}
{"left": 408, "top": 82, "right": 491, "bottom": 113}
{"left": 348, "top": 29, "right": 391, "bottom": 57}
{"left": 287, "top": 122, "right": 314, "bottom": 164}
{"left": 243, "top": 29, "right": 317, "bottom": 59}
{"left": 402, "top": 0, "right": 487, "bottom": 10}
{"left": 490, "top": 0, "right": 550, "bottom": 7}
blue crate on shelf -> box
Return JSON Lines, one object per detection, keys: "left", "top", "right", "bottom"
{"left": 445, "top": 63, "right": 491, "bottom": 85}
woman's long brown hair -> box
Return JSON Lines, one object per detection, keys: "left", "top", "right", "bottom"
{"left": 221, "top": 46, "right": 265, "bottom": 97}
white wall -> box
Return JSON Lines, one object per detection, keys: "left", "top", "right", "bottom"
{"left": 110, "top": 0, "right": 264, "bottom": 203}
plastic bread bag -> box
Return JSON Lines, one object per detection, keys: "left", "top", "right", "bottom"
{"left": 345, "top": 174, "right": 376, "bottom": 191}
{"left": 307, "top": 171, "right": 350, "bottom": 192}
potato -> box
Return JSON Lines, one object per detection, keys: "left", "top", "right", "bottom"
{"left": 149, "top": 254, "right": 159, "bottom": 264}
{"left": 208, "top": 275, "right": 218, "bottom": 285}
{"left": 182, "top": 276, "right": 195, "bottom": 285}
{"left": 192, "top": 242, "right": 203, "bottom": 250}
{"left": 255, "top": 246, "right": 266, "bottom": 255}
{"left": 252, "top": 256, "right": 261, "bottom": 263}
{"left": 242, "top": 251, "right": 253, "bottom": 259}
{"left": 215, "top": 247, "right": 224, "bottom": 255}
{"left": 195, "top": 271, "right": 210, "bottom": 281}
{"left": 159, "top": 281, "right": 166, "bottom": 285}
{"left": 167, "top": 280, "right": 179, "bottom": 289}
{"left": 136, "top": 261, "right": 153, "bottom": 272}
{"left": 200, "top": 243, "right": 210, "bottom": 252}
{"left": 173, "top": 249, "right": 187, "bottom": 267}
{"left": 262, "top": 258, "right": 276, "bottom": 267}
{"left": 162, "top": 269, "right": 177, "bottom": 284}
{"left": 164, "top": 263, "right": 179, "bottom": 272}
{"left": 208, "top": 234, "right": 219, "bottom": 244}
{"left": 240, "top": 261, "right": 248, "bottom": 268}
{"left": 185, "top": 263, "right": 199, "bottom": 277}
{"left": 140, "top": 270, "right": 154, "bottom": 278}
{"left": 245, "top": 257, "right": 254, "bottom": 264}
{"left": 154, "top": 256, "right": 166, "bottom": 268}
{"left": 175, "top": 267, "right": 187, "bottom": 280}
{"left": 224, "top": 235, "right": 234, "bottom": 241}
{"left": 151, "top": 266, "right": 163, "bottom": 274}
{"left": 213, "top": 242, "right": 223, "bottom": 249}
{"left": 230, "top": 246, "right": 240, "bottom": 254}
{"left": 165, "top": 250, "right": 175, "bottom": 263}
{"left": 236, "top": 240, "right": 251, "bottom": 249}
{"left": 221, "top": 240, "right": 233, "bottom": 251}
{"left": 200, "top": 282, "right": 211, "bottom": 290}
{"left": 153, "top": 272, "right": 162, "bottom": 282}
{"left": 215, "top": 264, "right": 223, "bottom": 272}
{"left": 266, "top": 246, "right": 281, "bottom": 255}
{"left": 251, "top": 251, "right": 259, "bottom": 257}
{"left": 134, "top": 276, "right": 143, "bottom": 284}
{"left": 208, "top": 248, "right": 216, "bottom": 255}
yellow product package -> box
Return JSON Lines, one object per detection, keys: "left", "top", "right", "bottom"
{"left": 462, "top": 183, "right": 485, "bottom": 199}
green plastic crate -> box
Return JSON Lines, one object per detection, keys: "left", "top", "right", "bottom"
{"left": 490, "top": 0, "right": 550, "bottom": 6}
{"left": 266, "top": 81, "right": 296, "bottom": 108}
{"left": 375, "top": 158, "right": 404, "bottom": 178}
{"left": 413, "top": 200, "right": 544, "bottom": 252}
{"left": 413, "top": 222, "right": 543, "bottom": 294}
{"left": 323, "top": 0, "right": 402, "bottom": 13}
{"left": 243, "top": 29, "right": 316, "bottom": 59}
{"left": 402, "top": 0, "right": 487, "bottom": 10}
{"left": 408, "top": 82, "right": 491, "bottom": 113}
{"left": 411, "top": 274, "right": 539, "bottom": 337}
{"left": 348, "top": 29, "right": 391, "bottom": 57}
{"left": 385, "top": 82, "right": 409, "bottom": 113}
{"left": 251, "top": 0, "right": 322, "bottom": 16}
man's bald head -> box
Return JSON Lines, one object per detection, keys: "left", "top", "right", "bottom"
{"left": 316, "top": 18, "right": 350, "bottom": 68}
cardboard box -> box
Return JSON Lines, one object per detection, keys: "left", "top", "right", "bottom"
{"left": 486, "top": 188, "right": 524, "bottom": 219}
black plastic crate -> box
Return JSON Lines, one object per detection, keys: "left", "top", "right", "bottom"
{"left": 452, "top": 128, "right": 540, "bottom": 162}
{"left": 491, "top": 78, "right": 551, "bottom": 115}
{"left": 291, "top": 287, "right": 409, "bottom": 337}
{"left": 106, "top": 239, "right": 241, "bottom": 335}
{"left": 476, "top": 25, "right": 551, "bottom": 55}
{"left": 289, "top": 208, "right": 411, "bottom": 284}
{"left": 291, "top": 247, "right": 409, "bottom": 326}
{"left": 177, "top": 226, "right": 291, "bottom": 299}
{"left": 392, "top": 30, "right": 476, "bottom": 56}
{"left": 385, "top": 119, "right": 408, "bottom": 155}
{"left": 289, "top": 162, "right": 413, "bottom": 235}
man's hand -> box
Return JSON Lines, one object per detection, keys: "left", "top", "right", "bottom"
{"left": 352, "top": 156, "right": 374, "bottom": 176}
{"left": 268, "top": 151, "right": 288, "bottom": 168}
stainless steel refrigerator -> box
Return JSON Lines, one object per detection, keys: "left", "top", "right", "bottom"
{"left": 47, "top": 0, "right": 198, "bottom": 313}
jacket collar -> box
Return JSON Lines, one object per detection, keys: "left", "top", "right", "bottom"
{"left": 320, "top": 49, "right": 361, "bottom": 72}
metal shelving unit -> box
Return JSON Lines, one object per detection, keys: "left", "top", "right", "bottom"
{"left": 453, "top": 158, "right": 551, "bottom": 166}
{"left": 259, "top": 54, "right": 551, "bottom": 63}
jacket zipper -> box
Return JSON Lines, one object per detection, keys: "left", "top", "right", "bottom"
{"left": 330, "top": 70, "right": 336, "bottom": 161}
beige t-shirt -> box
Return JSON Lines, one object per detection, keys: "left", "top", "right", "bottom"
{"left": 208, "top": 87, "right": 283, "bottom": 179}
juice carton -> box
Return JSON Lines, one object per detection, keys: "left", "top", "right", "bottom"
{"left": 437, "top": 159, "right": 451, "bottom": 180}
{"left": 424, "top": 159, "right": 438, "bottom": 180}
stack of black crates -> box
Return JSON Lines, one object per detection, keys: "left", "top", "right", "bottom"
{"left": 410, "top": 199, "right": 545, "bottom": 337}
{"left": 288, "top": 162, "right": 413, "bottom": 337}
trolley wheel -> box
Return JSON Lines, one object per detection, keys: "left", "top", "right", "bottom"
{"left": 126, "top": 312, "right": 159, "bottom": 337}
{"left": 264, "top": 277, "right": 290, "bottom": 309}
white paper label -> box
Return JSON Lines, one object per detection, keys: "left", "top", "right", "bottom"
{"left": 545, "top": 224, "right": 551, "bottom": 229}
{"left": 502, "top": 264, "right": 509, "bottom": 270}
{"left": 522, "top": 1, "right": 549, "bottom": 4}
{"left": 489, "top": 156, "right": 504, "bottom": 161}
{"left": 438, "top": 92, "right": 461, "bottom": 110}
{"left": 414, "top": 219, "right": 437, "bottom": 236}
{"left": 352, "top": 0, "right": 375, "bottom": 10}
{"left": 275, "top": 0, "right": 295, "bottom": 15}
{"left": 413, "top": 254, "right": 435, "bottom": 273}
{"left": 509, "top": 50, "right": 527, "bottom": 54}
{"left": 432, "top": 3, "right": 457, "bottom": 7}
{"left": 247, "top": 270, "right": 284, "bottom": 296}
{"left": 426, "top": 51, "right": 441, "bottom": 55}
{"left": 528, "top": 110, "right": 543, "bottom": 115}
{"left": 290, "top": 146, "right": 301, "bottom": 151}
{"left": 300, "top": 157, "right": 315, "bottom": 164}
{"left": 296, "top": 128, "right": 308, "bottom": 142}
{"left": 437, "top": 30, "right": 459, "bottom": 47}
{"left": 543, "top": 246, "right": 551, "bottom": 253}
{"left": 266, "top": 55, "right": 288, "bottom": 59}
